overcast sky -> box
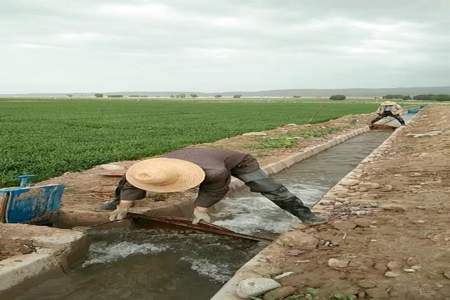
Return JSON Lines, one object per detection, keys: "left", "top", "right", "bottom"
{"left": 1, "top": 0, "right": 449, "bottom": 93}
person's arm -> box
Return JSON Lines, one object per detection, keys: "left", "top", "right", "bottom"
{"left": 192, "top": 169, "right": 230, "bottom": 224}
{"left": 393, "top": 104, "right": 403, "bottom": 115}
{"left": 376, "top": 105, "right": 383, "bottom": 114}
{"left": 109, "top": 179, "right": 146, "bottom": 221}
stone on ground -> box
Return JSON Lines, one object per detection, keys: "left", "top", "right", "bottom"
{"left": 236, "top": 278, "right": 281, "bottom": 298}
{"left": 328, "top": 258, "right": 350, "bottom": 268}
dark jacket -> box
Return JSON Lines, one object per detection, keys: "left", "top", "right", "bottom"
{"left": 117, "top": 148, "right": 260, "bottom": 207}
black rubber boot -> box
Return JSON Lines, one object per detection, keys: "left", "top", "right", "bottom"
{"left": 266, "top": 190, "right": 326, "bottom": 224}
{"left": 96, "top": 198, "right": 120, "bottom": 211}
{"left": 291, "top": 206, "right": 327, "bottom": 225}
{"left": 236, "top": 170, "right": 327, "bottom": 224}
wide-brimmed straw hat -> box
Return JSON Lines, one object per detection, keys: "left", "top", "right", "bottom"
{"left": 125, "top": 158, "right": 205, "bottom": 193}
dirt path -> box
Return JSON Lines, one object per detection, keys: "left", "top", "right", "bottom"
{"left": 251, "top": 106, "right": 450, "bottom": 299}
{"left": 40, "top": 114, "right": 373, "bottom": 212}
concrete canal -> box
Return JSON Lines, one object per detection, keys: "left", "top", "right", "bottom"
{"left": 13, "top": 130, "right": 392, "bottom": 300}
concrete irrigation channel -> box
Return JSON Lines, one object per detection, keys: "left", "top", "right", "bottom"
{"left": 1, "top": 114, "right": 418, "bottom": 300}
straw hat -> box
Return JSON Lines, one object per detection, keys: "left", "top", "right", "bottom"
{"left": 125, "top": 158, "right": 205, "bottom": 193}
{"left": 382, "top": 101, "right": 396, "bottom": 106}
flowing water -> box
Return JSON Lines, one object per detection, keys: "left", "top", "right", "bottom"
{"left": 13, "top": 130, "right": 393, "bottom": 300}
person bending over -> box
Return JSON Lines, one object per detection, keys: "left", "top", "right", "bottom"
{"left": 370, "top": 101, "right": 406, "bottom": 127}
{"left": 98, "top": 148, "right": 326, "bottom": 225}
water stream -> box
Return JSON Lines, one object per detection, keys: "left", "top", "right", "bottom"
{"left": 13, "top": 130, "right": 393, "bottom": 300}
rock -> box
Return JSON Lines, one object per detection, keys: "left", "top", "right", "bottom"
{"left": 381, "top": 184, "right": 393, "bottom": 192}
{"left": 387, "top": 261, "right": 402, "bottom": 271}
{"left": 328, "top": 258, "right": 350, "bottom": 268}
{"left": 286, "top": 123, "right": 297, "bottom": 126}
{"left": 263, "top": 286, "right": 297, "bottom": 300}
{"left": 408, "top": 131, "right": 442, "bottom": 138}
{"left": 243, "top": 132, "right": 267, "bottom": 136}
{"left": 274, "top": 272, "right": 295, "bottom": 280}
{"left": 443, "top": 271, "right": 450, "bottom": 279}
{"left": 277, "top": 231, "right": 319, "bottom": 250}
{"left": 340, "top": 179, "right": 360, "bottom": 187}
{"left": 381, "top": 204, "right": 406, "bottom": 212}
{"left": 413, "top": 219, "right": 426, "bottom": 224}
{"left": 411, "top": 265, "right": 421, "bottom": 271}
{"left": 384, "top": 271, "right": 400, "bottom": 278}
{"left": 357, "top": 279, "right": 377, "bottom": 288}
{"left": 237, "top": 278, "right": 281, "bottom": 298}
{"left": 360, "top": 182, "right": 381, "bottom": 189}
{"left": 406, "top": 257, "right": 419, "bottom": 266}
{"left": 403, "top": 268, "right": 416, "bottom": 273}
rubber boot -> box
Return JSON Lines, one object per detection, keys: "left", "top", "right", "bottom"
{"left": 96, "top": 198, "right": 120, "bottom": 211}
{"left": 263, "top": 188, "right": 327, "bottom": 224}
{"left": 236, "top": 170, "right": 327, "bottom": 225}
{"left": 290, "top": 206, "right": 327, "bottom": 225}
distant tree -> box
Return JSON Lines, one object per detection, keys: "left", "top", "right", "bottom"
{"left": 108, "top": 95, "right": 123, "bottom": 98}
{"left": 94, "top": 93, "right": 103, "bottom": 98}
{"left": 215, "top": 95, "right": 222, "bottom": 98}
{"left": 170, "top": 94, "right": 175, "bottom": 98}
{"left": 66, "top": 94, "right": 73, "bottom": 98}
{"left": 190, "top": 94, "right": 198, "bottom": 98}
{"left": 293, "top": 95, "right": 301, "bottom": 98}
{"left": 329, "top": 95, "right": 346, "bottom": 100}
{"left": 402, "top": 95, "right": 411, "bottom": 100}
{"left": 233, "top": 95, "right": 241, "bottom": 98}
{"left": 383, "top": 94, "right": 409, "bottom": 100}
{"left": 413, "top": 94, "right": 450, "bottom": 101}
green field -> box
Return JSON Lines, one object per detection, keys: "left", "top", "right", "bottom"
{"left": 0, "top": 99, "right": 377, "bottom": 187}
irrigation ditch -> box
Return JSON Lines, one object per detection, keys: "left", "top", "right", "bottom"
{"left": 0, "top": 112, "right": 418, "bottom": 300}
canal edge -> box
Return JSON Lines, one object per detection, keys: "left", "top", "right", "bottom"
{"left": 211, "top": 110, "right": 423, "bottom": 300}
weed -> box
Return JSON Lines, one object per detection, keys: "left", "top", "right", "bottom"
{"left": 247, "top": 136, "right": 297, "bottom": 150}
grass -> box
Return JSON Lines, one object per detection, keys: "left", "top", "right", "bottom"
{"left": 246, "top": 126, "right": 347, "bottom": 150}
{"left": 0, "top": 99, "right": 377, "bottom": 187}
{"left": 288, "top": 126, "right": 345, "bottom": 139}
{"left": 247, "top": 136, "right": 298, "bottom": 150}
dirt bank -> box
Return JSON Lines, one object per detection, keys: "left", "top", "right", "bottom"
{"left": 223, "top": 105, "right": 449, "bottom": 299}
{"left": 40, "top": 114, "right": 373, "bottom": 213}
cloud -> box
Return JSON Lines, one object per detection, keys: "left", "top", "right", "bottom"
{"left": 96, "top": 3, "right": 173, "bottom": 19}
{"left": 0, "top": 0, "right": 449, "bottom": 93}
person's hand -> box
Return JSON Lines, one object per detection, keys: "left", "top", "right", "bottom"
{"left": 109, "top": 201, "right": 133, "bottom": 221}
{"left": 192, "top": 206, "right": 211, "bottom": 224}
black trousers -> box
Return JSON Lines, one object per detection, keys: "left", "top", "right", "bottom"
{"left": 234, "top": 169, "right": 312, "bottom": 215}
{"left": 371, "top": 112, "right": 405, "bottom": 125}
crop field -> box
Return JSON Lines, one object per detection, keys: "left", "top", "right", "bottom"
{"left": 0, "top": 99, "right": 377, "bottom": 187}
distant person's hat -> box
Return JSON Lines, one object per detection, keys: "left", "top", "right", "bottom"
{"left": 382, "top": 101, "right": 396, "bottom": 106}
{"left": 126, "top": 158, "right": 205, "bottom": 193}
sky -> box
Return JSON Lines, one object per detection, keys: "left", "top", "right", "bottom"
{"left": 0, "top": 0, "right": 449, "bottom": 93}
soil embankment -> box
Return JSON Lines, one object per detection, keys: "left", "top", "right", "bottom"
{"left": 217, "top": 105, "right": 450, "bottom": 299}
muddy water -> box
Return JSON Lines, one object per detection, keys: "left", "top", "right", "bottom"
{"left": 14, "top": 130, "right": 392, "bottom": 300}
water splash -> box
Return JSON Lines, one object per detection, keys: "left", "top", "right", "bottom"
{"left": 212, "top": 195, "right": 301, "bottom": 234}
{"left": 181, "top": 257, "right": 232, "bottom": 283}
{"left": 82, "top": 241, "right": 169, "bottom": 267}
